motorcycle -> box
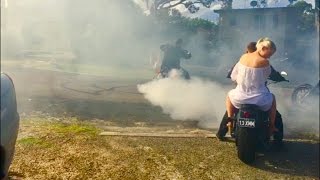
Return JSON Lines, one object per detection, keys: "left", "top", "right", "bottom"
{"left": 228, "top": 72, "right": 288, "bottom": 164}
{"left": 150, "top": 49, "right": 191, "bottom": 80}
{"left": 156, "top": 67, "right": 190, "bottom": 80}
{"left": 150, "top": 57, "right": 191, "bottom": 80}
{"left": 291, "top": 80, "right": 319, "bottom": 107}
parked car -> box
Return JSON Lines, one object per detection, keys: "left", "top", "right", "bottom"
{"left": 1, "top": 73, "right": 20, "bottom": 179}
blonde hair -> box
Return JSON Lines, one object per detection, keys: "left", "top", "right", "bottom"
{"left": 256, "top": 37, "right": 276, "bottom": 52}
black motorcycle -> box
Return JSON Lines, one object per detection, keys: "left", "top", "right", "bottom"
{"left": 229, "top": 78, "right": 287, "bottom": 164}
{"left": 291, "top": 80, "right": 319, "bottom": 107}
{"left": 233, "top": 104, "right": 271, "bottom": 163}
{"left": 158, "top": 67, "right": 190, "bottom": 80}
{"left": 151, "top": 49, "right": 191, "bottom": 80}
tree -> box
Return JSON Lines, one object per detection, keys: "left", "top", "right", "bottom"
{"left": 146, "top": 0, "right": 287, "bottom": 14}
{"left": 149, "top": 0, "right": 233, "bottom": 14}
{"left": 288, "top": 1, "right": 316, "bottom": 33}
{"left": 248, "top": 0, "right": 269, "bottom": 8}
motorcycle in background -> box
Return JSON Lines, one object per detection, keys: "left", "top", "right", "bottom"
{"left": 291, "top": 80, "right": 319, "bottom": 107}
{"left": 149, "top": 50, "right": 191, "bottom": 80}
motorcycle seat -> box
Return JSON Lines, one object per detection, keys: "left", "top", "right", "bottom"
{"left": 239, "top": 104, "right": 268, "bottom": 113}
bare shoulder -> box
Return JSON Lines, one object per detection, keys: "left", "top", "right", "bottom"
{"left": 239, "top": 53, "right": 248, "bottom": 63}
{"left": 256, "top": 59, "right": 270, "bottom": 68}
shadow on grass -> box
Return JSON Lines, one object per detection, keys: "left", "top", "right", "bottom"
{"left": 253, "top": 140, "right": 319, "bottom": 178}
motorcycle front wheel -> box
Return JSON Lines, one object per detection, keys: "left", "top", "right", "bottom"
{"left": 291, "top": 84, "right": 313, "bottom": 106}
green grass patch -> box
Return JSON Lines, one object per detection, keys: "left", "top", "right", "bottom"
{"left": 19, "top": 116, "right": 101, "bottom": 140}
{"left": 50, "top": 123, "right": 100, "bottom": 136}
{"left": 18, "top": 137, "right": 52, "bottom": 148}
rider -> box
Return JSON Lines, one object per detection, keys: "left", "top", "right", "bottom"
{"left": 160, "top": 38, "right": 192, "bottom": 79}
{"left": 217, "top": 41, "right": 287, "bottom": 143}
{"left": 227, "top": 42, "right": 287, "bottom": 82}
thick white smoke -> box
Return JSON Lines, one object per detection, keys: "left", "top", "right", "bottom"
{"left": 137, "top": 76, "right": 228, "bottom": 128}
{"left": 270, "top": 85, "right": 320, "bottom": 136}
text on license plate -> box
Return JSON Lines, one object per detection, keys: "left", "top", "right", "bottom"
{"left": 238, "top": 118, "right": 255, "bottom": 128}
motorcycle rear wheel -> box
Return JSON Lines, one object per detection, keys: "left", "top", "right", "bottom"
{"left": 237, "top": 128, "right": 256, "bottom": 164}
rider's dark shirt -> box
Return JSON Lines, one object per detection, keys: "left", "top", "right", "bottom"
{"left": 160, "top": 44, "right": 191, "bottom": 70}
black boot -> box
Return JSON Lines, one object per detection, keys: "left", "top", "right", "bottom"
{"left": 216, "top": 111, "right": 230, "bottom": 141}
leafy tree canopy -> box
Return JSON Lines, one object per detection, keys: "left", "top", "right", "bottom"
{"left": 288, "top": 0, "right": 316, "bottom": 33}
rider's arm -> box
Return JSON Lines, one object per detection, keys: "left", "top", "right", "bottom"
{"left": 227, "top": 64, "right": 236, "bottom": 79}
{"left": 268, "top": 65, "right": 288, "bottom": 82}
{"left": 181, "top": 49, "right": 192, "bottom": 59}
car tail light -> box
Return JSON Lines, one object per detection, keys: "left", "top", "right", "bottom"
{"left": 243, "top": 111, "right": 250, "bottom": 118}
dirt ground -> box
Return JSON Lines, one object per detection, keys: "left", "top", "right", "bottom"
{"left": 2, "top": 61, "right": 229, "bottom": 129}
{"left": 9, "top": 117, "right": 320, "bottom": 180}
{"left": 2, "top": 61, "right": 319, "bottom": 179}
{"left": 2, "top": 64, "right": 170, "bottom": 122}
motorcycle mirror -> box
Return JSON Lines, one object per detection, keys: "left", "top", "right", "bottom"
{"left": 280, "top": 71, "right": 288, "bottom": 76}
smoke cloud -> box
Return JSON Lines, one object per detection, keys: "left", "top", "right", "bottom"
{"left": 270, "top": 84, "right": 319, "bottom": 136}
{"left": 138, "top": 76, "right": 227, "bottom": 128}
{"left": 1, "top": 0, "right": 318, "bottom": 135}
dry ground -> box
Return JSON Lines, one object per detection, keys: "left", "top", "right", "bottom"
{"left": 9, "top": 117, "right": 319, "bottom": 180}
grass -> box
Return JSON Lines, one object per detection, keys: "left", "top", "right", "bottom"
{"left": 9, "top": 117, "right": 319, "bottom": 180}
{"left": 18, "top": 137, "right": 53, "bottom": 148}
{"left": 50, "top": 123, "right": 100, "bottom": 136}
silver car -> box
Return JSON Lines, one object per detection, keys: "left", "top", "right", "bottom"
{"left": 0, "top": 73, "right": 20, "bottom": 179}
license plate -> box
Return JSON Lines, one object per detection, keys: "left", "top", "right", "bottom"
{"left": 238, "top": 118, "right": 255, "bottom": 128}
